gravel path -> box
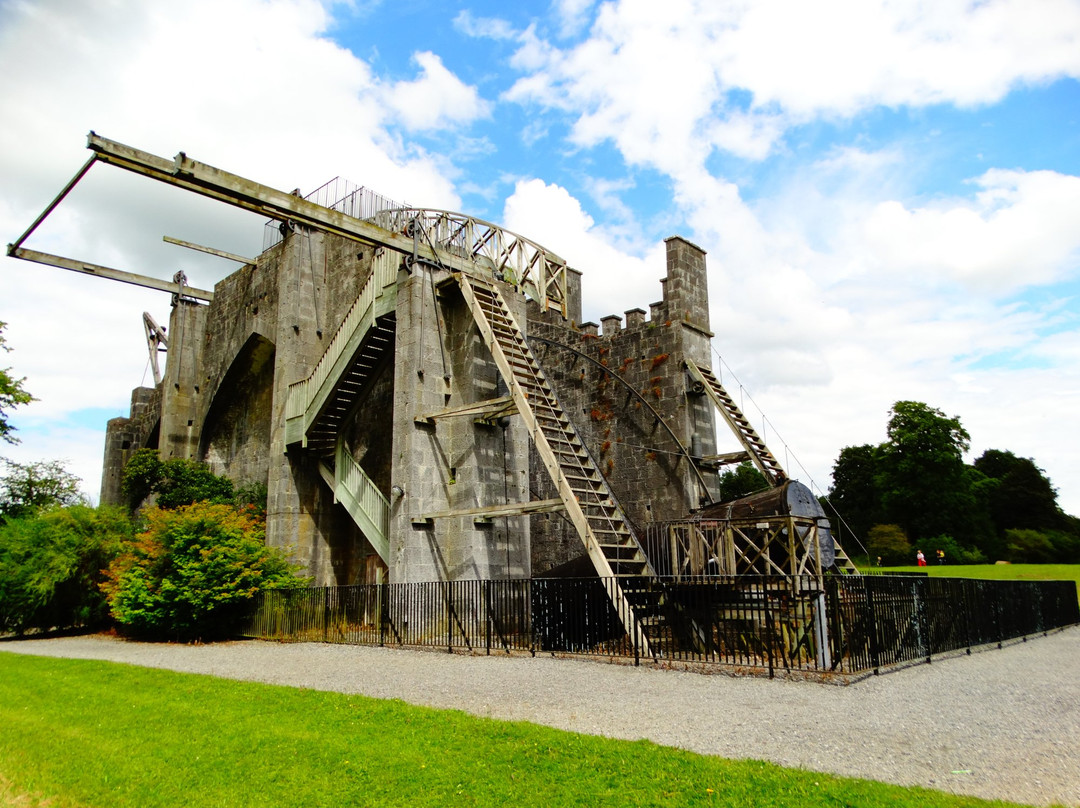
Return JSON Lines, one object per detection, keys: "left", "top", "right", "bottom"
{"left": 3, "top": 627, "right": 1078, "bottom": 807}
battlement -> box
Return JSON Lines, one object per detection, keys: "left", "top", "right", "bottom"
{"left": 584, "top": 236, "right": 711, "bottom": 340}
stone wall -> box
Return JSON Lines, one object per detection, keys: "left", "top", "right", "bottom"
{"left": 388, "top": 267, "right": 532, "bottom": 582}
{"left": 100, "top": 215, "right": 718, "bottom": 588}
{"left": 526, "top": 237, "right": 718, "bottom": 574}
{"left": 263, "top": 229, "right": 378, "bottom": 584}
{"left": 100, "top": 385, "right": 161, "bottom": 504}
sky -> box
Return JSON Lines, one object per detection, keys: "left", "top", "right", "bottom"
{"left": 1, "top": 0, "right": 1079, "bottom": 519}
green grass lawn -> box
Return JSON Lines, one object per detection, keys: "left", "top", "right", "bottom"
{"left": 869, "top": 563, "right": 1080, "bottom": 605}
{"left": 0, "top": 652, "right": 1041, "bottom": 808}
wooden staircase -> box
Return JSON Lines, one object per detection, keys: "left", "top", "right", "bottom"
{"left": 456, "top": 272, "right": 666, "bottom": 654}
{"left": 687, "top": 362, "right": 786, "bottom": 485}
{"left": 688, "top": 361, "right": 859, "bottom": 574}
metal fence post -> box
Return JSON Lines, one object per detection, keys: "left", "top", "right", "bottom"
{"left": 446, "top": 580, "right": 453, "bottom": 654}
{"left": 323, "top": 587, "right": 330, "bottom": 644}
{"left": 763, "top": 602, "right": 775, "bottom": 679}
{"left": 915, "top": 579, "right": 931, "bottom": 664}
{"left": 485, "top": 580, "right": 491, "bottom": 655}
{"left": 378, "top": 582, "right": 386, "bottom": 647}
{"left": 963, "top": 579, "right": 973, "bottom": 655}
{"left": 864, "top": 576, "right": 880, "bottom": 675}
{"left": 994, "top": 588, "right": 1003, "bottom": 649}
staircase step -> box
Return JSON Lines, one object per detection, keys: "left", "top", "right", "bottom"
{"left": 457, "top": 271, "right": 666, "bottom": 657}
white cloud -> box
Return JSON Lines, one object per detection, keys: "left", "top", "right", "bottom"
{"left": 453, "top": 10, "right": 517, "bottom": 41}
{"left": 553, "top": 0, "right": 596, "bottom": 38}
{"left": 502, "top": 178, "right": 665, "bottom": 323}
{"left": 863, "top": 170, "right": 1080, "bottom": 293}
{"left": 500, "top": 0, "right": 1080, "bottom": 175}
{"left": 0, "top": 0, "right": 470, "bottom": 498}
{"left": 382, "top": 51, "right": 492, "bottom": 132}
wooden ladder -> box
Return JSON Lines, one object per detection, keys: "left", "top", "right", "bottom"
{"left": 689, "top": 362, "right": 859, "bottom": 574}
{"left": 456, "top": 272, "right": 661, "bottom": 655}
{"left": 688, "top": 362, "right": 786, "bottom": 485}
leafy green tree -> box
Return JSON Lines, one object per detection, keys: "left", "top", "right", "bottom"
{"left": 974, "top": 450, "right": 1067, "bottom": 534}
{"left": 1, "top": 458, "right": 85, "bottom": 521}
{"left": 825, "top": 444, "right": 879, "bottom": 547}
{"left": 716, "top": 461, "right": 768, "bottom": 501}
{"left": 103, "top": 502, "right": 302, "bottom": 640}
{"left": 0, "top": 505, "right": 132, "bottom": 634}
{"left": 827, "top": 402, "right": 1077, "bottom": 563}
{"left": 121, "top": 449, "right": 235, "bottom": 511}
{"left": 1003, "top": 529, "right": 1057, "bottom": 564}
{"left": 121, "top": 448, "right": 163, "bottom": 510}
{"left": 875, "top": 401, "right": 988, "bottom": 548}
{"left": 0, "top": 321, "right": 34, "bottom": 444}
{"left": 866, "top": 524, "right": 911, "bottom": 566}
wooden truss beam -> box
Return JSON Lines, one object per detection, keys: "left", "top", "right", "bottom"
{"left": 413, "top": 498, "right": 564, "bottom": 526}
{"left": 8, "top": 247, "right": 213, "bottom": 301}
{"left": 87, "top": 133, "right": 494, "bottom": 279}
{"left": 414, "top": 395, "right": 517, "bottom": 425}
{"left": 162, "top": 236, "right": 255, "bottom": 266}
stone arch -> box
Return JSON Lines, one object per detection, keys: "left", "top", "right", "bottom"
{"left": 199, "top": 333, "right": 276, "bottom": 485}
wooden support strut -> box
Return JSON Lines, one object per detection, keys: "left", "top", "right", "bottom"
{"left": 414, "top": 395, "right": 517, "bottom": 425}
{"left": 162, "top": 236, "right": 255, "bottom": 266}
{"left": 7, "top": 247, "right": 214, "bottom": 301}
{"left": 454, "top": 271, "right": 658, "bottom": 658}
{"left": 414, "top": 498, "right": 565, "bottom": 525}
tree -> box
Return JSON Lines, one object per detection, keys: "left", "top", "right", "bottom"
{"left": 102, "top": 502, "right": 302, "bottom": 640}
{"left": 0, "top": 505, "right": 132, "bottom": 634}
{"left": 875, "top": 401, "right": 986, "bottom": 547}
{"left": 716, "top": 461, "right": 768, "bottom": 501}
{"left": 826, "top": 402, "right": 1077, "bottom": 563}
{"left": 866, "top": 524, "right": 912, "bottom": 566}
{"left": 121, "top": 449, "right": 235, "bottom": 511}
{"left": 0, "top": 458, "right": 85, "bottom": 521}
{"left": 825, "top": 444, "right": 879, "bottom": 546}
{"left": 0, "top": 321, "right": 34, "bottom": 444}
{"left": 974, "top": 450, "right": 1066, "bottom": 534}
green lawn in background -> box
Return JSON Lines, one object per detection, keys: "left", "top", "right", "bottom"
{"left": 868, "top": 563, "right": 1080, "bottom": 605}
{"left": 0, "top": 652, "right": 1037, "bottom": 808}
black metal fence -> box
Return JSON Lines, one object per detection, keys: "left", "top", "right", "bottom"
{"left": 243, "top": 574, "right": 1079, "bottom": 677}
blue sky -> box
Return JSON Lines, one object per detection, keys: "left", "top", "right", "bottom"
{"left": 1, "top": 0, "right": 1079, "bottom": 518}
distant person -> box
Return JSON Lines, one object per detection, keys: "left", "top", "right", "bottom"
{"left": 916, "top": 549, "right": 926, "bottom": 567}
{"left": 876, "top": 556, "right": 882, "bottom": 567}
{"left": 937, "top": 549, "right": 945, "bottom": 565}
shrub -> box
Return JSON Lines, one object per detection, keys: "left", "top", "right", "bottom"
{"left": 923, "top": 534, "right": 987, "bottom": 565}
{"left": 103, "top": 502, "right": 303, "bottom": 641}
{"left": 155, "top": 459, "right": 235, "bottom": 510}
{"left": 1004, "top": 528, "right": 1057, "bottom": 564}
{"left": 867, "top": 523, "right": 911, "bottom": 566}
{"left": 122, "top": 450, "right": 236, "bottom": 511}
{"left": 0, "top": 505, "right": 132, "bottom": 635}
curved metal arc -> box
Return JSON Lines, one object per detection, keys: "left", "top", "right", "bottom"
{"left": 373, "top": 207, "right": 570, "bottom": 319}
{"left": 526, "top": 335, "right": 715, "bottom": 506}
{"left": 376, "top": 206, "right": 568, "bottom": 265}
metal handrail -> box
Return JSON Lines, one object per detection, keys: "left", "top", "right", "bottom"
{"left": 286, "top": 248, "right": 399, "bottom": 427}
